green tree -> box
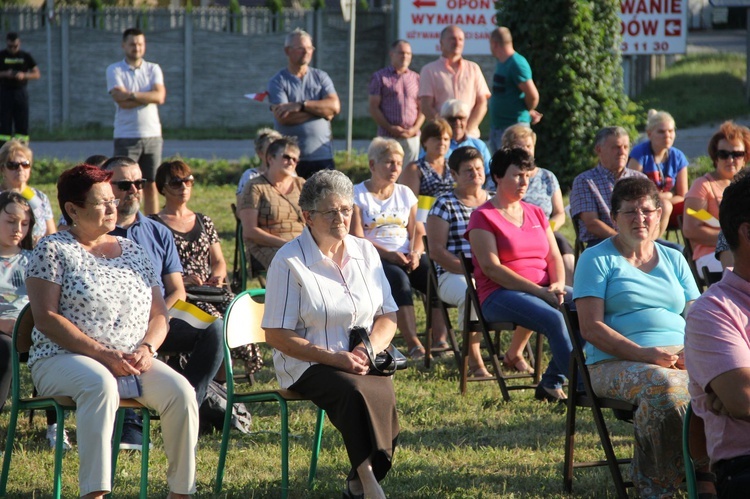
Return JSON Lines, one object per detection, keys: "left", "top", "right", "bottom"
{"left": 497, "top": 0, "right": 635, "bottom": 188}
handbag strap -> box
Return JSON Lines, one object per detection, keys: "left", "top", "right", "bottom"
{"left": 353, "top": 327, "right": 396, "bottom": 376}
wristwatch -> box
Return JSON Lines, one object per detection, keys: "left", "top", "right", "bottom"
{"left": 140, "top": 342, "right": 157, "bottom": 357}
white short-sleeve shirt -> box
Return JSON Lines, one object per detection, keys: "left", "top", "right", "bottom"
{"left": 261, "top": 228, "right": 398, "bottom": 389}
{"left": 106, "top": 59, "right": 163, "bottom": 138}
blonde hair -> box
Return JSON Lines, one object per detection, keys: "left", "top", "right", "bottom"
{"left": 0, "top": 139, "right": 32, "bottom": 167}
{"left": 501, "top": 124, "right": 537, "bottom": 148}
{"left": 646, "top": 109, "right": 675, "bottom": 132}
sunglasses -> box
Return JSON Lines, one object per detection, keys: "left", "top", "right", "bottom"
{"left": 111, "top": 179, "right": 147, "bottom": 191}
{"left": 5, "top": 161, "right": 30, "bottom": 170}
{"left": 167, "top": 175, "right": 195, "bottom": 188}
{"left": 281, "top": 154, "right": 298, "bottom": 164}
{"left": 717, "top": 150, "right": 746, "bottom": 160}
{"left": 446, "top": 116, "right": 467, "bottom": 123}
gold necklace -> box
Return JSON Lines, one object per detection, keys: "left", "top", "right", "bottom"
{"left": 70, "top": 230, "right": 108, "bottom": 259}
{"left": 498, "top": 206, "right": 524, "bottom": 225}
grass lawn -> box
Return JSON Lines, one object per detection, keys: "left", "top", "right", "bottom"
{"left": 634, "top": 53, "right": 749, "bottom": 128}
{"left": 0, "top": 181, "right": 646, "bottom": 498}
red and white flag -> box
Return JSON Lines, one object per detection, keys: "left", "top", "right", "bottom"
{"left": 244, "top": 91, "right": 268, "bottom": 102}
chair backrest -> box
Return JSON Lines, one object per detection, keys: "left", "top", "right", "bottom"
{"left": 571, "top": 214, "right": 585, "bottom": 266}
{"left": 678, "top": 215, "right": 705, "bottom": 291}
{"left": 458, "top": 252, "right": 480, "bottom": 332}
{"left": 230, "top": 203, "right": 248, "bottom": 294}
{"left": 10, "top": 304, "right": 34, "bottom": 402}
{"left": 683, "top": 402, "right": 712, "bottom": 499}
{"left": 224, "top": 289, "right": 267, "bottom": 350}
{"left": 701, "top": 266, "right": 722, "bottom": 287}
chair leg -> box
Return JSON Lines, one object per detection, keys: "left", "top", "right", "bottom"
{"left": 459, "top": 330, "right": 470, "bottom": 395}
{"left": 590, "top": 402, "right": 630, "bottom": 499}
{"left": 52, "top": 407, "right": 65, "bottom": 499}
{"left": 280, "top": 400, "right": 290, "bottom": 499}
{"left": 140, "top": 410, "right": 150, "bottom": 499}
{"left": 487, "top": 331, "right": 511, "bottom": 402}
{"left": 214, "top": 396, "right": 236, "bottom": 493}
{"left": 111, "top": 408, "right": 126, "bottom": 493}
{"left": 563, "top": 358, "right": 578, "bottom": 493}
{"left": 533, "top": 332, "right": 543, "bottom": 385}
{"left": 0, "top": 406, "right": 20, "bottom": 495}
{"left": 307, "top": 408, "right": 325, "bottom": 487}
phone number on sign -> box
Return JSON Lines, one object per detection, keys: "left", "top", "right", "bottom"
{"left": 621, "top": 41, "right": 670, "bottom": 53}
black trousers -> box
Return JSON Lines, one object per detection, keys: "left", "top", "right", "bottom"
{"left": 291, "top": 364, "right": 399, "bottom": 482}
{"left": 0, "top": 86, "right": 29, "bottom": 138}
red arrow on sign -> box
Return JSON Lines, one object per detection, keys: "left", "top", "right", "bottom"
{"left": 413, "top": 0, "right": 436, "bottom": 7}
{"left": 665, "top": 19, "right": 681, "bottom": 36}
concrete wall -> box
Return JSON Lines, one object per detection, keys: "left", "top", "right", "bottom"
{"left": 5, "top": 6, "right": 399, "bottom": 132}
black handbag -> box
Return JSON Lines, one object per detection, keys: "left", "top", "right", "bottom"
{"left": 348, "top": 327, "right": 407, "bottom": 376}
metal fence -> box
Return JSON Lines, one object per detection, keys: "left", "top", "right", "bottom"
{"left": 0, "top": 5, "right": 310, "bottom": 36}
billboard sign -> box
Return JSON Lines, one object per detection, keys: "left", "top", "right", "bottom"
{"left": 397, "top": 0, "right": 688, "bottom": 56}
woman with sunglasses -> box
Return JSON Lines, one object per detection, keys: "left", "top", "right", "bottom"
{"left": 237, "top": 136, "right": 305, "bottom": 271}
{"left": 0, "top": 139, "right": 55, "bottom": 243}
{"left": 683, "top": 121, "right": 750, "bottom": 273}
{"left": 150, "top": 160, "right": 263, "bottom": 377}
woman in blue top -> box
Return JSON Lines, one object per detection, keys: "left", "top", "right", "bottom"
{"left": 573, "top": 177, "right": 700, "bottom": 499}
{"left": 627, "top": 110, "right": 688, "bottom": 236}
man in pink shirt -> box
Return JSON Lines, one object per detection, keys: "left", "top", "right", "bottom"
{"left": 685, "top": 169, "right": 750, "bottom": 498}
{"left": 418, "top": 25, "right": 490, "bottom": 139}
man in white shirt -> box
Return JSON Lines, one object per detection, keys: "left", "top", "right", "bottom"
{"left": 106, "top": 28, "right": 166, "bottom": 215}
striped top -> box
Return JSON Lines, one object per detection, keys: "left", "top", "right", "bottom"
{"left": 261, "top": 228, "right": 398, "bottom": 389}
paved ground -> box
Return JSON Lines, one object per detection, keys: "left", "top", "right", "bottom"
{"left": 29, "top": 30, "right": 749, "bottom": 165}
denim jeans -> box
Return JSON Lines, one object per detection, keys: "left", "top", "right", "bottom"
{"left": 481, "top": 288, "right": 572, "bottom": 390}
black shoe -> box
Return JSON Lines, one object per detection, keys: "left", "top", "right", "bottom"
{"left": 342, "top": 479, "right": 364, "bottom": 499}
{"left": 119, "top": 422, "right": 152, "bottom": 451}
{"left": 534, "top": 385, "right": 567, "bottom": 403}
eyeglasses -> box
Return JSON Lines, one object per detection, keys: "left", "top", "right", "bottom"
{"left": 5, "top": 161, "right": 30, "bottom": 170}
{"left": 717, "top": 150, "right": 746, "bottom": 160}
{"left": 281, "top": 154, "right": 298, "bottom": 164}
{"left": 167, "top": 175, "right": 195, "bottom": 188}
{"left": 311, "top": 207, "right": 353, "bottom": 220}
{"left": 618, "top": 208, "right": 659, "bottom": 219}
{"left": 446, "top": 116, "right": 467, "bottom": 123}
{"left": 88, "top": 199, "right": 120, "bottom": 209}
{"left": 111, "top": 179, "right": 147, "bottom": 191}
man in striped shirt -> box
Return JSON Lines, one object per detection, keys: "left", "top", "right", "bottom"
{"left": 368, "top": 40, "right": 424, "bottom": 165}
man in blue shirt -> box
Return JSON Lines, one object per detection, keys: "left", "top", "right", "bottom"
{"left": 104, "top": 156, "right": 223, "bottom": 450}
{"left": 268, "top": 28, "right": 340, "bottom": 179}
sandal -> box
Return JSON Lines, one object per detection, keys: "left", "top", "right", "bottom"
{"left": 695, "top": 470, "right": 717, "bottom": 499}
{"left": 342, "top": 479, "right": 364, "bottom": 499}
{"left": 408, "top": 345, "right": 426, "bottom": 360}
{"left": 502, "top": 352, "right": 534, "bottom": 374}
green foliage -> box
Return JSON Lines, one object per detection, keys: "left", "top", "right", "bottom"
{"left": 497, "top": 0, "right": 636, "bottom": 189}
{"left": 265, "top": 0, "right": 283, "bottom": 14}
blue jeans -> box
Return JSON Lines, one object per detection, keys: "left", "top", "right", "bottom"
{"left": 481, "top": 288, "right": 572, "bottom": 390}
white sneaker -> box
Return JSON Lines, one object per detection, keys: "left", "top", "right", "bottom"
{"left": 46, "top": 424, "right": 72, "bottom": 451}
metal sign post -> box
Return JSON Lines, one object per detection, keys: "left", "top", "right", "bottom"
{"left": 340, "top": 0, "right": 355, "bottom": 156}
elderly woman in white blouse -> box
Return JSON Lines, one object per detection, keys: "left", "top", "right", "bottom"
{"left": 263, "top": 170, "right": 399, "bottom": 499}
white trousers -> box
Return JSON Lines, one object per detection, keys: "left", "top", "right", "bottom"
{"left": 437, "top": 271, "right": 477, "bottom": 329}
{"left": 32, "top": 354, "right": 198, "bottom": 496}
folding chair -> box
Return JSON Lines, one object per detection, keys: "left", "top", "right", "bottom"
{"left": 230, "top": 203, "right": 249, "bottom": 293}
{"left": 701, "top": 266, "right": 722, "bottom": 288}
{"left": 214, "top": 289, "right": 325, "bottom": 498}
{"left": 683, "top": 402, "right": 717, "bottom": 499}
{"left": 458, "top": 252, "right": 542, "bottom": 400}
{"left": 571, "top": 214, "right": 586, "bottom": 268}
{"left": 422, "top": 236, "right": 462, "bottom": 370}
{"left": 678, "top": 215, "right": 706, "bottom": 291}
{"left": 0, "top": 305, "right": 153, "bottom": 499}
{"left": 561, "top": 302, "right": 636, "bottom": 499}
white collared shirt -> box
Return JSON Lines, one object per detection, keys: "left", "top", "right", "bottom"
{"left": 262, "top": 228, "right": 397, "bottom": 389}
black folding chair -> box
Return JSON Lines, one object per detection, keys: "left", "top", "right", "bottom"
{"left": 561, "top": 302, "right": 635, "bottom": 499}
{"left": 458, "top": 252, "right": 542, "bottom": 400}
{"left": 422, "top": 236, "right": 462, "bottom": 370}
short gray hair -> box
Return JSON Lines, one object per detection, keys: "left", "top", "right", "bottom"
{"left": 254, "top": 127, "right": 282, "bottom": 155}
{"left": 285, "top": 28, "right": 312, "bottom": 48}
{"left": 299, "top": 170, "right": 353, "bottom": 211}
{"left": 367, "top": 137, "right": 404, "bottom": 164}
{"left": 594, "top": 126, "right": 629, "bottom": 148}
{"left": 440, "top": 99, "right": 469, "bottom": 119}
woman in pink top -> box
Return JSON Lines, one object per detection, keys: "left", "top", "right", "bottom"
{"left": 466, "top": 147, "right": 572, "bottom": 402}
{"left": 683, "top": 121, "right": 750, "bottom": 272}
